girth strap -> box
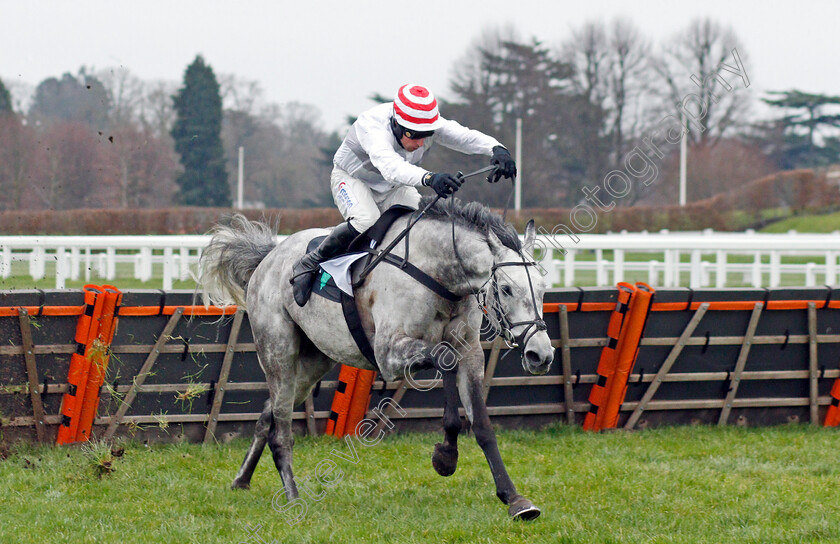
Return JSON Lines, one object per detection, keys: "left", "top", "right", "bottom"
{"left": 340, "top": 291, "right": 380, "bottom": 372}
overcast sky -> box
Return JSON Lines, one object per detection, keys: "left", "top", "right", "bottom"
{"left": 2, "top": 0, "right": 838, "bottom": 131}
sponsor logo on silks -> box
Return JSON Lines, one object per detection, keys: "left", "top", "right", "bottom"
{"left": 319, "top": 271, "right": 332, "bottom": 290}
{"left": 337, "top": 181, "right": 356, "bottom": 210}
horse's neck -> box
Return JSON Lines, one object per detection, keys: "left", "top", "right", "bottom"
{"left": 404, "top": 220, "right": 495, "bottom": 294}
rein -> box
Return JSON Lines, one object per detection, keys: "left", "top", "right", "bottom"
{"left": 450, "top": 213, "right": 546, "bottom": 351}
{"left": 484, "top": 257, "right": 547, "bottom": 349}
{"left": 351, "top": 162, "right": 545, "bottom": 351}
{"left": 353, "top": 164, "right": 497, "bottom": 288}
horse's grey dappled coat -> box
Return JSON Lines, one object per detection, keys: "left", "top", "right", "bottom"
{"left": 199, "top": 197, "right": 553, "bottom": 520}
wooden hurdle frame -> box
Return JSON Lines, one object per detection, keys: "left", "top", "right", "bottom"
{"left": 2, "top": 287, "right": 840, "bottom": 443}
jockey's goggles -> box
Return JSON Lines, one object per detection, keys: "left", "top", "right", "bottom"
{"left": 403, "top": 128, "right": 435, "bottom": 140}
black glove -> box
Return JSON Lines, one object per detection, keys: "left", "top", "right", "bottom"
{"left": 488, "top": 146, "right": 517, "bottom": 183}
{"left": 422, "top": 172, "right": 463, "bottom": 199}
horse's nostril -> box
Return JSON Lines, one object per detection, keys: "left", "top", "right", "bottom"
{"left": 525, "top": 350, "right": 541, "bottom": 365}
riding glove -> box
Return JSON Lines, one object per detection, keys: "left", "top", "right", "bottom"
{"left": 423, "top": 172, "right": 463, "bottom": 199}
{"left": 488, "top": 146, "right": 517, "bottom": 183}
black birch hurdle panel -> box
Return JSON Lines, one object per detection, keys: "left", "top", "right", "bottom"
{"left": 1, "top": 287, "right": 839, "bottom": 444}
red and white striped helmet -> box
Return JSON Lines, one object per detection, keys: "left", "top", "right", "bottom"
{"left": 393, "top": 84, "right": 444, "bottom": 132}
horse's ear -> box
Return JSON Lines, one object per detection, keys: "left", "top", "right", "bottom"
{"left": 487, "top": 229, "right": 505, "bottom": 255}
{"left": 523, "top": 220, "right": 536, "bottom": 254}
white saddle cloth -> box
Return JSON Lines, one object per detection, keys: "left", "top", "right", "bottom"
{"left": 320, "top": 252, "right": 367, "bottom": 297}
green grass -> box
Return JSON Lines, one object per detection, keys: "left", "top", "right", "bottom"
{"left": 2, "top": 424, "right": 839, "bottom": 543}
{"left": 760, "top": 211, "right": 840, "bottom": 233}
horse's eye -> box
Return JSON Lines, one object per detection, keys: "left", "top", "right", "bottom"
{"left": 500, "top": 285, "right": 513, "bottom": 297}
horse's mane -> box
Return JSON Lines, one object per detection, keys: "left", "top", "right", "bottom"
{"left": 418, "top": 196, "right": 522, "bottom": 252}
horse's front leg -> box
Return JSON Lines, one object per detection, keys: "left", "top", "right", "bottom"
{"left": 377, "top": 333, "right": 460, "bottom": 475}
{"left": 432, "top": 356, "right": 461, "bottom": 477}
{"left": 457, "top": 348, "right": 541, "bottom": 520}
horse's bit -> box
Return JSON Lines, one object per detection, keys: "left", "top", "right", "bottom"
{"left": 479, "top": 253, "right": 547, "bottom": 349}
{"left": 450, "top": 216, "right": 547, "bottom": 350}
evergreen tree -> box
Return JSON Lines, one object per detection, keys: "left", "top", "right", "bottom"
{"left": 171, "top": 55, "right": 229, "bottom": 206}
{"left": 443, "top": 38, "right": 607, "bottom": 207}
{"left": 760, "top": 90, "right": 840, "bottom": 169}
{"left": 0, "top": 77, "right": 12, "bottom": 114}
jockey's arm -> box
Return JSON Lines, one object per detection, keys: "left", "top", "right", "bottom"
{"left": 433, "top": 118, "right": 503, "bottom": 157}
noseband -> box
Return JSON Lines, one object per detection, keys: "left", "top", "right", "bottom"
{"left": 480, "top": 255, "right": 547, "bottom": 349}
{"left": 449, "top": 214, "right": 546, "bottom": 351}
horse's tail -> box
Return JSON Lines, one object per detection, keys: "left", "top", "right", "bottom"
{"left": 198, "top": 213, "right": 277, "bottom": 309}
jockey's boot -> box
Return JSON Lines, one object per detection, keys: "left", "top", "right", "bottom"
{"left": 290, "top": 221, "right": 358, "bottom": 307}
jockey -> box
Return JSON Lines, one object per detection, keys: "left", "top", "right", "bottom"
{"left": 290, "top": 83, "right": 517, "bottom": 307}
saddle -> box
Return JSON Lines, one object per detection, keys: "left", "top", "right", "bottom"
{"left": 307, "top": 205, "right": 462, "bottom": 372}
{"left": 309, "top": 205, "right": 415, "bottom": 303}
{"left": 308, "top": 206, "right": 414, "bottom": 371}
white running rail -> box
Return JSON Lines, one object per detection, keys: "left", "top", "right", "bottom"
{"left": 2, "top": 230, "right": 840, "bottom": 289}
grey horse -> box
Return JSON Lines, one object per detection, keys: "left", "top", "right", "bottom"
{"left": 198, "top": 197, "right": 554, "bottom": 520}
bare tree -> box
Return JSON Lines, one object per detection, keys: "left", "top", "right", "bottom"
{"left": 139, "top": 80, "right": 178, "bottom": 141}
{"left": 562, "top": 21, "right": 609, "bottom": 106}
{"left": 560, "top": 18, "right": 652, "bottom": 164}
{"left": 449, "top": 24, "right": 523, "bottom": 128}
{"left": 220, "top": 81, "right": 331, "bottom": 209}
{"left": 219, "top": 73, "right": 267, "bottom": 117}
{"left": 98, "top": 66, "right": 146, "bottom": 128}
{"left": 31, "top": 122, "right": 105, "bottom": 209}
{"left": 0, "top": 114, "right": 37, "bottom": 210}
{"left": 607, "top": 19, "right": 651, "bottom": 159}
{"left": 652, "top": 18, "right": 751, "bottom": 146}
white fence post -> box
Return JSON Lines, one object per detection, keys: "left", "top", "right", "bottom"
{"left": 595, "top": 249, "right": 607, "bottom": 286}
{"left": 806, "top": 262, "right": 816, "bottom": 286}
{"left": 106, "top": 248, "right": 116, "bottom": 280}
{"left": 647, "top": 261, "right": 658, "bottom": 286}
{"left": 716, "top": 250, "right": 726, "bottom": 288}
{"left": 180, "top": 247, "right": 191, "bottom": 281}
{"left": 163, "top": 248, "right": 174, "bottom": 290}
{"left": 770, "top": 251, "right": 781, "bottom": 288}
{"left": 84, "top": 247, "right": 92, "bottom": 282}
{"left": 613, "top": 249, "right": 624, "bottom": 284}
{"left": 752, "top": 252, "right": 762, "bottom": 288}
{"left": 690, "top": 250, "right": 702, "bottom": 288}
{"left": 563, "top": 250, "right": 576, "bottom": 287}
{"left": 30, "top": 247, "right": 45, "bottom": 281}
{"left": 701, "top": 261, "right": 711, "bottom": 287}
{"left": 55, "top": 247, "right": 67, "bottom": 289}
{"left": 1, "top": 245, "right": 10, "bottom": 279}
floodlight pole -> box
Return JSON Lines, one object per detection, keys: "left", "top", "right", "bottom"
{"left": 679, "top": 112, "right": 687, "bottom": 207}
{"left": 237, "top": 146, "right": 244, "bottom": 209}
{"left": 515, "top": 117, "right": 522, "bottom": 213}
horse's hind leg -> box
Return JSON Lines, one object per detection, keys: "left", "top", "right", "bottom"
{"left": 264, "top": 355, "right": 302, "bottom": 501}
{"left": 263, "top": 331, "right": 336, "bottom": 502}
{"left": 432, "top": 362, "right": 461, "bottom": 477}
{"left": 231, "top": 399, "right": 273, "bottom": 490}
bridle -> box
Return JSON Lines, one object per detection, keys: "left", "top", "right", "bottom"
{"left": 450, "top": 209, "right": 547, "bottom": 351}
{"left": 478, "top": 254, "right": 547, "bottom": 350}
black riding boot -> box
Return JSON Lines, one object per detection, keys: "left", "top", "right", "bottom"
{"left": 290, "top": 221, "right": 358, "bottom": 307}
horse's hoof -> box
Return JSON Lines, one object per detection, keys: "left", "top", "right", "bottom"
{"left": 431, "top": 442, "right": 458, "bottom": 477}
{"left": 230, "top": 480, "right": 250, "bottom": 490}
{"left": 508, "top": 497, "right": 541, "bottom": 521}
